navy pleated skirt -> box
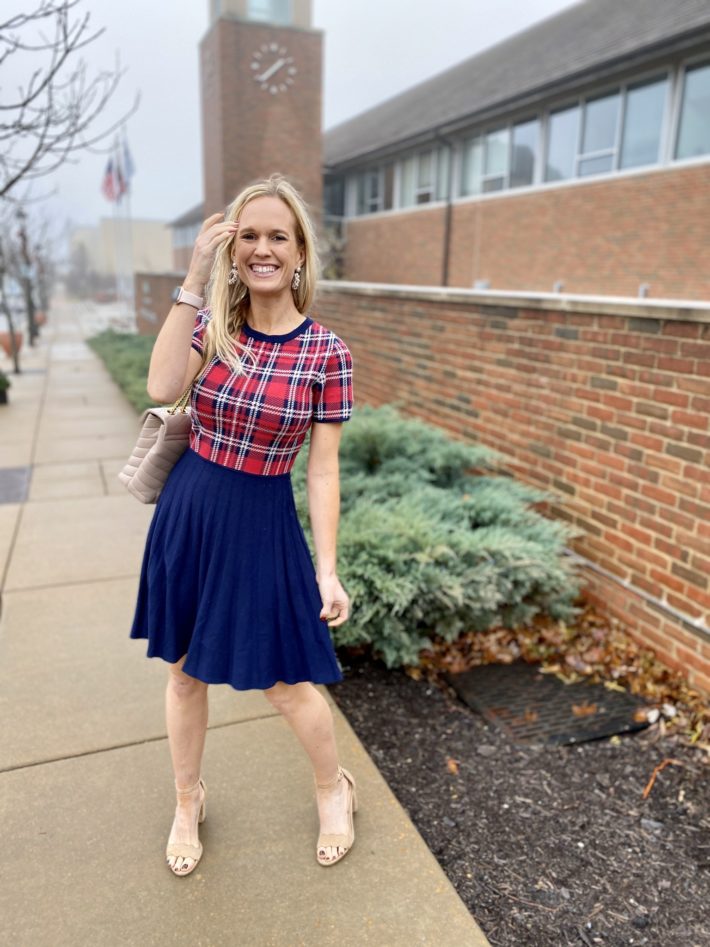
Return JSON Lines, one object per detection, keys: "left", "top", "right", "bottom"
{"left": 130, "top": 448, "right": 344, "bottom": 690}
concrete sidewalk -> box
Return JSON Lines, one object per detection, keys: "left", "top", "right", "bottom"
{"left": 0, "top": 299, "right": 491, "bottom": 947}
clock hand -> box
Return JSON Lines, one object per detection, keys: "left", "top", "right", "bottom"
{"left": 256, "top": 58, "right": 286, "bottom": 83}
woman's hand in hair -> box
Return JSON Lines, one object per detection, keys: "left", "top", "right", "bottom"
{"left": 185, "top": 212, "right": 239, "bottom": 290}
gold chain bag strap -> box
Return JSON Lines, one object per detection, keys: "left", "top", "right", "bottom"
{"left": 118, "top": 378, "right": 197, "bottom": 504}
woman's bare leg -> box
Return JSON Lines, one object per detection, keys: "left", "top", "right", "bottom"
{"left": 263, "top": 681, "right": 352, "bottom": 861}
{"left": 165, "top": 655, "right": 209, "bottom": 873}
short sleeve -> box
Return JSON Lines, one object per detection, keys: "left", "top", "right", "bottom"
{"left": 190, "top": 308, "right": 211, "bottom": 355}
{"left": 313, "top": 336, "right": 353, "bottom": 423}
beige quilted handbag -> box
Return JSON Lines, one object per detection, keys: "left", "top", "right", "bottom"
{"left": 118, "top": 382, "right": 194, "bottom": 504}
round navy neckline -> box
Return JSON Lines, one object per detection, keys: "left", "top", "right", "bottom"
{"left": 242, "top": 316, "right": 312, "bottom": 343}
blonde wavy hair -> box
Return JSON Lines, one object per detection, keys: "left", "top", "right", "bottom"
{"left": 201, "top": 173, "right": 320, "bottom": 375}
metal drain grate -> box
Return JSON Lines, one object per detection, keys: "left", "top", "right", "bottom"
{"left": 446, "top": 661, "right": 651, "bottom": 746}
{"left": 0, "top": 466, "right": 32, "bottom": 504}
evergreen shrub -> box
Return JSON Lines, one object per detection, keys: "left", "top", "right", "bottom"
{"left": 292, "top": 404, "right": 583, "bottom": 668}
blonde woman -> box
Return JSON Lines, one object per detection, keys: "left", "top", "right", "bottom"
{"left": 130, "top": 175, "right": 357, "bottom": 876}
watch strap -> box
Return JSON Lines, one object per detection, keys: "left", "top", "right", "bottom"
{"left": 176, "top": 287, "right": 204, "bottom": 309}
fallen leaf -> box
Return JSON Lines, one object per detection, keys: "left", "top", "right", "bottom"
{"left": 571, "top": 702, "right": 598, "bottom": 717}
{"left": 565, "top": 653, "right": 592, "bottom": 673}
{"left": 446, "top": 756, "right": 460, "bottom": 775}
{"left": 581, "top": 646, "right": 605, "bottom": 663}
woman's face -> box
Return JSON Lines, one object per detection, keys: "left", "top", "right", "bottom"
{"left": 231, "top": 196, "right": 305, "bottom": 300}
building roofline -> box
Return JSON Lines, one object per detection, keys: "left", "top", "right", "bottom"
{"left": 168, "top": 202, "right": 205, "bottom": 228}
{"left": 323, "top": 0, "right": 710, "bottom": 171}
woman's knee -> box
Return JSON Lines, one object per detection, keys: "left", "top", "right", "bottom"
{"left": 263, "top": 680, "right": 313, "bottom": 714}
{"left": 167, "top": 658, "right": 208, "bottom": 699}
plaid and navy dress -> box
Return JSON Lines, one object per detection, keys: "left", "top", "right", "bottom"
{"left": 130, "top": 309, "right": 353, "bottom": 690}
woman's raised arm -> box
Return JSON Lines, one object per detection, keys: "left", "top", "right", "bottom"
{"left": 146, "top": 212, "right": 237, "bottom": 403}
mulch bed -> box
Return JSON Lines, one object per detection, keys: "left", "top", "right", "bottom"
{"left": 330, "top": 603, "right": 710, "bottom": 947}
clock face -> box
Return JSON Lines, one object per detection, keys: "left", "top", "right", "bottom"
{"left": 250, "top": 42, "right": 297, "bottom": 95}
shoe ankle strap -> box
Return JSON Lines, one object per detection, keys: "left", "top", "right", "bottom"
{"left": 175, "top": 778, "right": 202, "bottom": 795}
{"left": 315, "top": 765, "right": 343, "bottom": 790}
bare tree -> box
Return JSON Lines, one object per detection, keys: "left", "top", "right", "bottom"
{"left": 0, "top": 0, "right": 140, "bottom": 201}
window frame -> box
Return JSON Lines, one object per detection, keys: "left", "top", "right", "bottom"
{"left": 340, "top": 61, "right": 704, "bottom": 218}
{"left": 576, "top": 88, "right": 622, "bottom": 177}
{"left": 671, "top": 54, "right": 710, "bottom": 164}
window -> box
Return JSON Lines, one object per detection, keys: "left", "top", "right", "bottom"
{"left": 384, "top": 163, "right": 395, "bottom": 209}
{"left": 675, "top": 61, "right": 710, "bottom": 160}
{"left": 173, "top": 223, "right": 200, "bottom": 249}
{"left": 545, "top": 105, "right": 579, "bottom": 181}
{"left": 400, "top": 155, "right": 416, "bottom": 206}
{"left": 247, "top": 0, "right": 291, "bottom": 25}
{"left": 324, "top": 177, "right": 345, "bottom": 218}
{"left": 620, "top": 77, "right": 667, "bottom": 168}
{"left": 436, "top": 147, "right": 451, "bottom": 200}
{"left": 398, "top": 148, "right": 449, "bottom": 207}
{"left": 416, "top": 151, "right": 434, "bottom": 203}
{"left": 510, "top": 118, "right": 539, "bottom": 187}
{"left": 578, "top": 91, "right": 620, "bottom": 175}
{"left": 356, "top": 169, "right": 382, "bottom": 215}
{"left": 483, "top": 127, "right": 509, "bottom": 191}
{"left": 344, "top": 65, "right": 689, "bottom": 214}
{"left": 461, "top": 136, "right": 483, "bottom": 195}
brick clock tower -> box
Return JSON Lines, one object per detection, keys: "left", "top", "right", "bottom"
{"left": 200, "top": 0, "right": 322, "bottom": 216}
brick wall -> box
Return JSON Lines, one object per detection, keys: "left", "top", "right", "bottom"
{"left": 343, "top": 163, "right": 710, "bottom": 302}
{"left": 200, "top": 19, "right": 322, "bottom": 215}
{"left": 134, "top": 272, "right": 183, "bottom": 335}
{"left": 314, "top": 282, "right": 710, "bottom": 696}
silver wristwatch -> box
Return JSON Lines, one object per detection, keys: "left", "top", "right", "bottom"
{"left": 176, "top": 287, "right": 204, "bottom": 309}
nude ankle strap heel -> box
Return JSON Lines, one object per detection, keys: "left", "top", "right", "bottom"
{"left": 314, "top": 765, "right": 358, "bottom": 865}
{"left": 166, "top": 777, "right": 207, "bottom": 876}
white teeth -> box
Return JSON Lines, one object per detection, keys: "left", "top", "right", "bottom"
{"left": 252, "top": 265, "right": 277, "bottom": 273}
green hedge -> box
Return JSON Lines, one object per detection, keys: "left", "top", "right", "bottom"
{"left": 86, "top": 329, "right": 154, "bottom": 414}
{"left": 89, "top": 332, "right": 584, "bottom": 668}
{"left": 292, "top": 405, "right": 583, "bottom": 668}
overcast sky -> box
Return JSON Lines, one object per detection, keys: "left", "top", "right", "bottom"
{"left": 9, "top": 0, "right": 581, "bottom": 233}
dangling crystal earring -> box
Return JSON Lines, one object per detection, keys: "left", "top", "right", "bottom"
{"left": 228, "top": 263, "right": 240, "bottom": 286}
{"left": 291, "top": 266, "right": 302, "bottom": 291}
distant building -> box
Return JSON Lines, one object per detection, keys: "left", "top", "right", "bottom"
{"left": 170, "top": 204, "right": 204, "bottom": 272}
{"left": 323, "top": 0, "right": 710, "bottom": 300}
{"left": 71, "top": 218, "right": 173, "bottom": 279}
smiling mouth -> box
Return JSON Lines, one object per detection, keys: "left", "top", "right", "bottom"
{"left": 250, "top": 264, "right": 279, "bottom": 276}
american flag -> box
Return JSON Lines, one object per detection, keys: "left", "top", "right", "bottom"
{"left": 100, "top": 138, "right": 135, "bottom": 203}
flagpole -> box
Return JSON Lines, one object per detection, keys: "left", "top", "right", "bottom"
{"left": 123, "top": 129, "right": 135, "bottom": 321}
{"left": 112, "top": 174, "right": 121, "bottom": 307}
{"left": 123, "top": 144, "right": 136, "bottom": 319}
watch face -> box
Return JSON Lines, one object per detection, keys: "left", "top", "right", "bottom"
{"left": 251, "top": 42, "right": 297, "bottom": 94}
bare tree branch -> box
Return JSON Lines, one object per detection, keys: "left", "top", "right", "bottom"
{"left": 0, "top": 0, "right": 139, "bottom": 201}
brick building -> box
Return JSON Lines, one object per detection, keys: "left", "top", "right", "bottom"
{"left": 323, "top": 0, "right": 710, "bottom": 302}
